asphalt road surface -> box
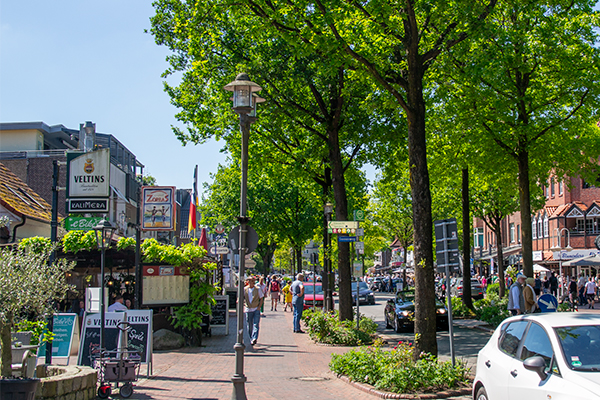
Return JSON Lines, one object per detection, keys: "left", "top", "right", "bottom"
{"left": 356, "top": 292, "right": 492, "bottom": 374}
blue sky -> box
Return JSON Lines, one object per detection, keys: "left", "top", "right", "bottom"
{"left": 0, "top": 1, "right": 227, "bottom": 190}
{"left": 0, "top": 1, "right": 377, "bottom": 192}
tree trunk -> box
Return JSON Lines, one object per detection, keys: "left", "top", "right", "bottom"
{"left": 406, "top": 68, "right": 437, "bottom": 358}
{"left": 518, "top": 150, "right": 533, "bottom": 278}
{"left": 1, "top": 313, "right": 13, "bottom": 377}
{"left": 296, "top": 247, "right": 303, "bottom": 276}
{"left": 462, "top": 168, "right": 473, "bottom": 309}
{"left": 494, "top": 219, "right": 506, "bottom": 298}
{"left": 328, "top": 132, "right": 351, "bottom": 321}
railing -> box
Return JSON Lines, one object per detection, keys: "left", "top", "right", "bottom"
{"left": 0, "top": 149, "right": 68, "bottom": 159}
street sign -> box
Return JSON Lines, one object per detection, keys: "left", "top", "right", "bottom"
{"left": 353, "top": 210, "right": 365, "bottom": 222}
{"left": 538, "top": 294, "right": 558, "bottom": 313}
{"left": 67, "top": 198, "right": 109, "bottom": 213}
{"left": 353, "top": 262, "right": 362, "bottom": 277}
{"left": 64, "top": 216, "right": 104, "bottom": 231}
{"left": 356, "top": 228, "right": 364, "bottom": 237}
{"left": 228, "top": 226, "right": 259, "bottom": 253}
{"left": 434, "top": 218, "right": 460, "bottom": 273}
{"left": 355, "top": 241, "right": 365, "bottom": 250}
{"left": 338, "top": 236, "right": 357, "bottom": 243}
{"left": 210, "top": 246, "right": 230, "bottom": 255}
{"left": 329, "top": 228, "right": 357, "bottom": 234}
{"left": 215, "top": 224, "right": 225, "bottom": 234}
{"left": 328, "top": 221, "right": 359, "bottom": 230}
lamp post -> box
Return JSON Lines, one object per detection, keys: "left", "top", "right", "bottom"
{"left": 550, "top": 227, "right": 573, "bottom": 298}
{"left": 224, "top": 73, "right": 263, "bottom": 400}
{"left": 324, "top": 203, "right": 334, "bottom": 311}
{"left": 93, "top": 219, "right": 116, "bottom": 357}
{"left": 79, "top": 121, "right": 96, "bottom": 152}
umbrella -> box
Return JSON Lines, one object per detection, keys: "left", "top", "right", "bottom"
{"left": 563, "top": 254, "right": 600, "bottom": 267}
{"left": 533, "top": 264, "right": 549, "bottom": 272}
{"left": 198, "top": 227, "right": 208, "bottom": 250}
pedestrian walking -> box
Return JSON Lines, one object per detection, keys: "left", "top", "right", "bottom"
{"left": 524, "top": 278, "right": 538, "bottom": 313}
{"left": 585, "top": 277, "right": 597, "bottom": 309}
{"left": 269, "top": 277, "right": 281, "bottom": 311}
{"left": 244, "top": 277, "right": 264, "bottom": 345}
{"left": 549, "top": 272, "right": 558, "bottom": 297}
{"left": 282, "top": 281, "right": 293, "bottom": 312}
{"left": 534, "top": 274, "right": 541, "bottom": 297}
{"left": 258, "top": 276, "right": 267, "bottom": 317}
{"left": 507, "top": 273, "right": 526, "bottom": 316}
{"left": 291, "top": 274, "right": 305, "bottom": 333}
{"left": 578, "top": 273, "right": 588, "bottom": 306}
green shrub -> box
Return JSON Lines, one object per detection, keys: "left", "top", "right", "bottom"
{"left": 330, "top": 342, "right": 469, "bottom": 394}
{"left": 451, "top": 296, "right": 476, "bottom": 318}
{"left": 473, "top": 292, "right": 509, "bottom": 328}
{"left": 304, "top": 310, "right": 376, "bottom": 346}
{"left": 486, "top": 283, "right": 500, "bottom": 296}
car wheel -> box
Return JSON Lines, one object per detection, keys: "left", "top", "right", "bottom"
{"left": 394, "top": 316, "right": 403, "bottom": 333}
{"left": 475, "top": 386, "right": 488, "bottom": 400}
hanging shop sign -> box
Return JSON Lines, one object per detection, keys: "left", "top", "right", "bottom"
{"left": 64, "top": 216, "right": 105, "bottom": 231}
{"left": 67, "top": 198, "right": 109, "bottom": 213}
{"left": 67, "top": 149, "right": 110, "bottom": 198}
{"left": 141, "top": 186, "right": 176, "bottom": 231}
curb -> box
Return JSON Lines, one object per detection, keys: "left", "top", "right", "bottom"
{"left": 337, "top": 375, "right": 472, "bottom": 399}
{"left": 453, "top": 320, "right": 494, "bottom": 334}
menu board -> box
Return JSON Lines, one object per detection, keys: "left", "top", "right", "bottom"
{"left": 77, "top": 312, "right": 125, "bottom": 367}
{"left": 210, "top": 296, "right": 229, "bottom": 334}
{"left": 38, "top": 313, "right": 78, "bottom": 359}
{"left": 125, "top": 310, "right": 153, "bottom": 363}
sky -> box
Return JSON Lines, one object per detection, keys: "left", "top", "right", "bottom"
{"left": 0, "top": 1, "right": 228, "bottom": 190}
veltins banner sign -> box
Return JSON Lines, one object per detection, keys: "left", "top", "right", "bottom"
{"left": 141, "top": 186, "right": 176, "bottom": 231}
{"left": 67, "top": 149, "right": 110, "bottom": 198}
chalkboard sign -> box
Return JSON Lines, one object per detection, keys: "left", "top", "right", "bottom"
{"left": 38, "top": 314, "right": 78, "bottom": 359}
{"left": 210, "top": 296, "right": 229, "bottom": 334}
{"left": 77, "top": 312, "right": 125, "bottom": 367}
{"left": 225, "top": 289, "right": 237, "bottom": 309}
{"left": 125, "top": 310, "right": 153, "bottom": 363}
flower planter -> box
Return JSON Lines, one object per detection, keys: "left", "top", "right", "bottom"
{"left": 0, "top": 377, "right": 40, "bottom": 400}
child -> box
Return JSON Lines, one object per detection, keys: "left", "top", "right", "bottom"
{"left": 282, "top": 281, "right": 293, "bottom": 312}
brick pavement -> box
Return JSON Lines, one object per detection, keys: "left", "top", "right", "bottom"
{"left": 130, "top": 309, "right": 381, "bottom": 400}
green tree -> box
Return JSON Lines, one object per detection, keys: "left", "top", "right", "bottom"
{"left": 442, "top": 0, "right": 600, "bottom": 278}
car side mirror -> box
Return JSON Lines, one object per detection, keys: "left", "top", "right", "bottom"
{"left": 523, "top": 356, "right": 547, "bottom": 381}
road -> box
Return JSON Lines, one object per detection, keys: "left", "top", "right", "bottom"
{"left": 355, "top": 292, "right": 492, "bottom": 374}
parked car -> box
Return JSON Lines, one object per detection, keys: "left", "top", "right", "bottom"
{"left": 451, "top": 277, "right": 484, "bottom": 300}
{"left": 351, "top": 281, "right": 376, "bottom": 305}
{"left": 303, "top": 282, "right": 324, "bottom": 310}
{"left": 384, "top": 290, "right": 449, "bottom": 333}
{"left": 473, "top": 313, "right": 600, "bottom": 400}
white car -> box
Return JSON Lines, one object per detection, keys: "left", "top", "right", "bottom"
{"left": 473, "top": 313, "right": 600, "bottom": 400}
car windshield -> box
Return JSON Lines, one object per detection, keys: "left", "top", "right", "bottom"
{"left": 351, "top": 282, "right": 369, "bottom": 291}
{"left": 303, "top": 284, "right": 323, "bottom": 295}
{"left": 554, "top": 325, "right": 600, "bottom": 371}
{"left": 397, "top": 291, "right": 415, "bottom": 303}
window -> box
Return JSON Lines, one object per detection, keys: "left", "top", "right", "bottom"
{"left": 510, "top": 223, "right": 515, "bottom": 243}
{"left": 550, "top": 178, "right": 555, "bottom": 197}
{"left": 586, "top": 218, "right": 600, "bottom": 234}
{"left": 500, "top": 320, "right": 529, "bottom": 357}
{"left": 517, "top": 225, "right": 521, "bottom": 243}
{"left": 577, "top": 219, "right": 585, "bottom": 232}
{"left": 559, "top": 181, "right": 563, "bottom": 196}
{"left": 474, "top": 228, "right": 484, "bottom": 248}
{"left": 538, "top": 218, "right": 543, "bottom": 239}
{"left": 532, "top": 220, "right": 537, "bottom": 239}
{"left": 543, "top": 216, "right": 549, "bottom": 238}
{"left": 520, "top": 323, "right": 553, "bottom": 368}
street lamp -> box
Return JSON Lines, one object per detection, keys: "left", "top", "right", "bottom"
{"left": 324, "top": 202, "right": 334, "bottom": 311}
{"left": 93, "top": 219, "right": 116, "bottom": 358}
{"left": 550, "top": 227, "right": 573, "bottom": 298}
{"left": 224, "top": 73, "right": 262, "bottom": 400}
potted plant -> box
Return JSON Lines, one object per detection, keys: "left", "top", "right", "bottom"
{"left": 0, "top": 242, "right": 74, "bottom": 397}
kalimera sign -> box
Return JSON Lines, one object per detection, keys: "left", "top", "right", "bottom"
{"left": 67, "top": 148, "right": 110, "bottom": 198}
{"left": 141, "top": 186, "right": 176, "bottom": 231}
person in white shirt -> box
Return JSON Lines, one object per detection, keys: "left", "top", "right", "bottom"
{"left": 107, "top": 295, "right": 128, "bottom": 312}
{"left": 243, "top": 277, "right": 264, "bottom": 345}
{"left": 585, "top": 277, "right": 597, "bottom": 309}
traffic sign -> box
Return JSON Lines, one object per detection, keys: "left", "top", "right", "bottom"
{"left": 328, "top": 221, "right": 359, "bottom": 230}
{"left": 353, "top": 262, "right": 362, "bottom": 277}
{"left": 356, "top": 228, "right": 364, "bottom": 237}
{"left": 353, "top": 210, "right": 365, "bottom": 222}
{"left": 210, "top": 246, "right": 230, "bottom": 255}
{"left": 228, "top": 226, "right": 259, "bottom": 253}
{"left": 538, "top": 294, "right": 558, "bottom": 313}
{"left": 215, "top": 224, "right": 225, "bottom": 234}
{"left": 355, "top": 241, "right": 365, "bottom": 250}
{"left": 338, "top": 236, "right": 357, "bottom": 243}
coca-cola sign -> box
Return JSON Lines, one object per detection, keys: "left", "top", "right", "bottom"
{"left": 141, "top": 186, "right": 176, "bottom": 231}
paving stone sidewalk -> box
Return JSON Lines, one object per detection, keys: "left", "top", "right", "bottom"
{"left": 129, "top": 309, "right": 471, "bottom": 400}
